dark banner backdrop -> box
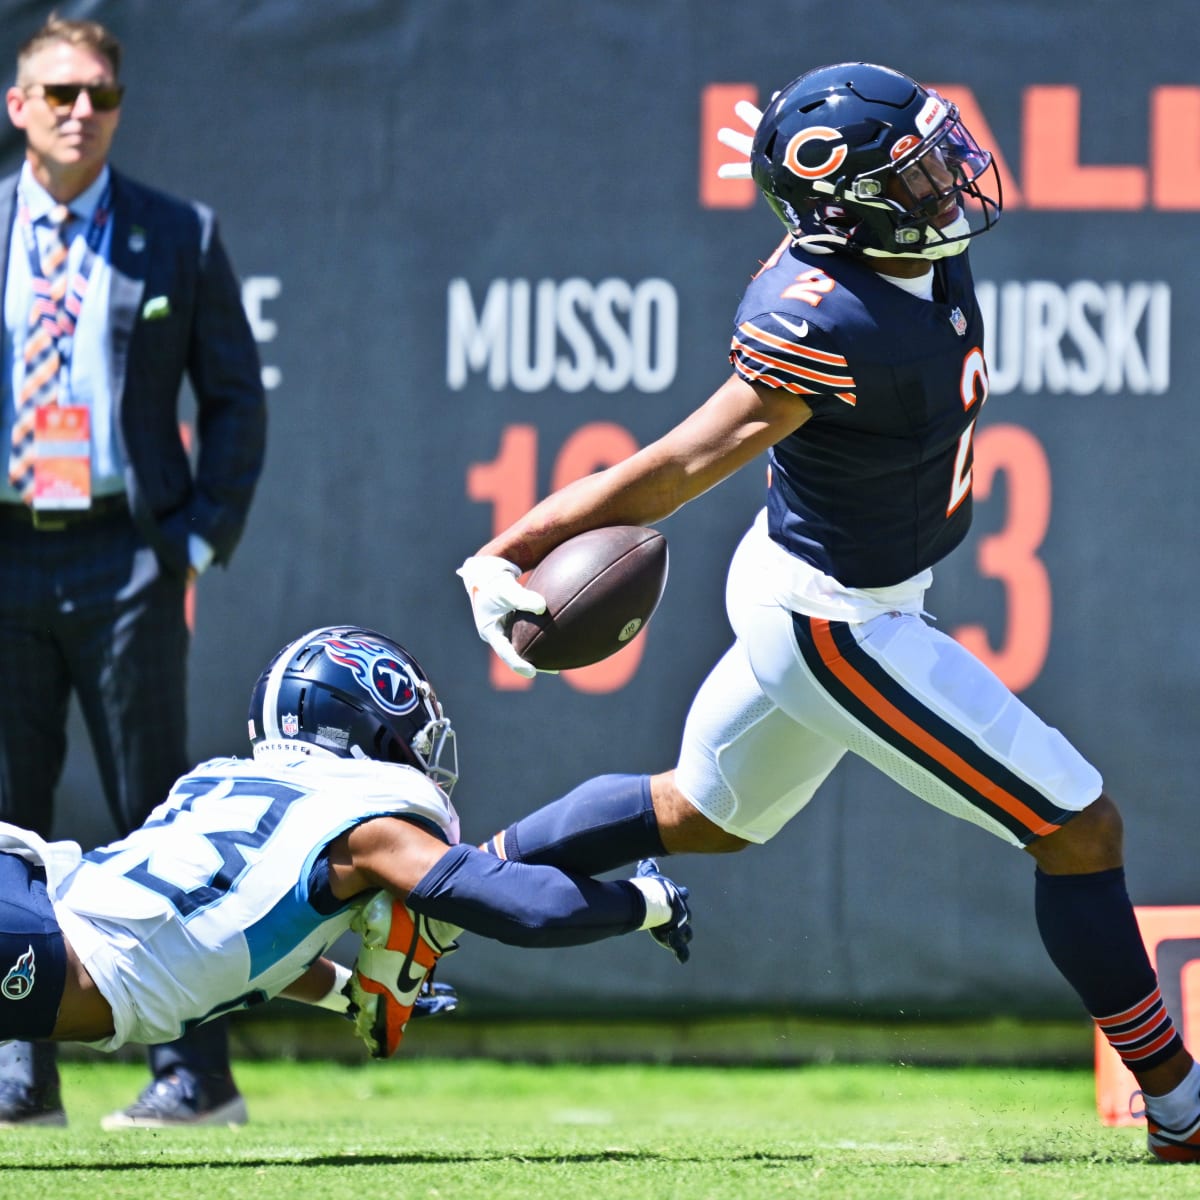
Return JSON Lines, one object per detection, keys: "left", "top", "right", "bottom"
{"left": 7, "top": 0, "right": 1198, "bottom": 1017}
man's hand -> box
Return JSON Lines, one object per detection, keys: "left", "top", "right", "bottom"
{"left": 457, "top": 555, "right": 548, "bottom": 679}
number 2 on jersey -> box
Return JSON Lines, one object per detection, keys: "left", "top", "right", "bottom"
{"left": 947, "top": 346, "right": 988, "bottom": 517}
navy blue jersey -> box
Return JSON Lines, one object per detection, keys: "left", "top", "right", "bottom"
{"left": 730, "top": 238, "right": 988, "bottom": 588}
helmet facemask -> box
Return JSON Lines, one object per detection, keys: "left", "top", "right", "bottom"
{"left": 841, "top": 113, "right": 1001, "bottom": 260}
{"left": 389, "top": 680, "right": 459, "bottom": 797}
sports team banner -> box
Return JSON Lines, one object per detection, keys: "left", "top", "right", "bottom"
{"left": 6, "top": 0, "right": 1198, "bottom": 1019}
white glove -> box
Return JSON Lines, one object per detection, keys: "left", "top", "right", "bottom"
{"left": 716, "top": 99, "right": 763, "bottom": 180}
{"left": 457, "top": 555, "right": 548, "bottom": 679}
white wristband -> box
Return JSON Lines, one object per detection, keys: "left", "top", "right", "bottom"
{"left": 313, "top": 961, "right": 354, "bottom": 1013}
{"left": 630, "top": 876, "right": 673, "bottom": 929}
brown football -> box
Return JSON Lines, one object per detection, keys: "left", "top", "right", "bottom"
{"left": 508, "top": 527, "right": 668, "bottom": 671}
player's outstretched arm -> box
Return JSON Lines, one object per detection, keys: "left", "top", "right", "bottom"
{"left": 329, "top": 817, "right": 692, "bottom": 957}
{"left": 458, "top": 376, "right": 811, "bottom": 673}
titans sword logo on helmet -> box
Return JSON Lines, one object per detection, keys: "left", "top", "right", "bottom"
{"left": 323, "top": 637, "right": 420, "bottom": 715}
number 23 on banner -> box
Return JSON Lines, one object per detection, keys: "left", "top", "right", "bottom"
{"left": 467, "top": 421, "right": 1053, "bottom": 695}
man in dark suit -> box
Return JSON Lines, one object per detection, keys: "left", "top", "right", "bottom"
{"left": 0, "top": 14, "right": 266, "bottom": 1127}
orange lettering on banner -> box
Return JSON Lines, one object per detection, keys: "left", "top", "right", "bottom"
{"left": 700, "top": 83, "right": 759, "bottom": 210}
{"left": 1152, "top": 86, "right": 1200, "bottom": 209}
{"left": 700, "top": 82, "right": 1200, "bottom": 212}
{"left": 951, "top": 424, "right": 1052, "bottom": 694}
{"left": 1022, "top": 86, "right": 1146, "bottom": 209}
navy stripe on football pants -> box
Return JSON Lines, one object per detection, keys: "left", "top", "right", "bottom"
{"left": 791, "top": 614, "right": 1073, "bottom": 846}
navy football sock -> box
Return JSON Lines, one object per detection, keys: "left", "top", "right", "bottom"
{"left": 409, "top": 843, "right": 644, "bottom": 947}
{"left": 1035, "top": 867, "right": 1183, "bottom": 1074}
{"left": 489, "top": 773, "right": 663, "bottom": 873}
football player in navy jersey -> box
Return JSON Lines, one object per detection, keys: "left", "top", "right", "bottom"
{"left": 458, "top": 62, "right": 1200, "bottom": 1163}
{"left": 0, "top": 625, "right": 691, "bottom": 1123}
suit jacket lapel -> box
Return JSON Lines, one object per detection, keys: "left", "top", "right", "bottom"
{"left": 107, "top": 170, "right": 147, "bottom": 400}
{"left": 0, "top": 176, "right": 15, "bottom": 319}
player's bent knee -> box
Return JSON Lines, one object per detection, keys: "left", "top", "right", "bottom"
{"left": 1027, "top": 792, "right": 1124, "bottom": 874}
{"left": 651, "top": 773, "right": 751, "bottom": 855}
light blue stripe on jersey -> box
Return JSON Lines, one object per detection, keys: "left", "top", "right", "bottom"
{"left": 242, "top": 839, "right": 353, "bottom": 978}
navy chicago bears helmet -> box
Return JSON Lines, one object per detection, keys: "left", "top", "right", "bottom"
{"left": 248, "top": 625, "right": 458, "bottom": 795}
{"left": 750, "top": 62, "right": 1001, "bottom": 260}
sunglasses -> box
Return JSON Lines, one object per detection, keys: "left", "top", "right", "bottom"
{"left": 26, "top": 82, "right": 124, "bottom": 113}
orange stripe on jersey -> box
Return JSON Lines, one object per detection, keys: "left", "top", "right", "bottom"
{"left": 731, "top": 339, "right": 855, "bottom": 389}
{"left": 733, "top": 358, "right": 856, "bottom": 405}
{"left": 809, "top": 618, "right": 1061, "bottom": 838}
{"left": 737, "top": 319, "right": 850, "bottom": 367}
{"left": 733, "top": 361, "right": 816, "bottom": 396}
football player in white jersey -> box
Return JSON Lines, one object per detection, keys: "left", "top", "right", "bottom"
{"left": 0, "top": 625, "right": 692, "bottom": 1092}
{"left": 457, "top": 63, "right": 1200, "bottom": 1163}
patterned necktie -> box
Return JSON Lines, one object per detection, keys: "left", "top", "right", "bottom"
{"left": 9, "top": 203, "right": 71, "bottom": 502}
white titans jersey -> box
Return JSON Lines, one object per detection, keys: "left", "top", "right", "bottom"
{"left": 41, "top": 753, "right": 460, "bottom": 1050}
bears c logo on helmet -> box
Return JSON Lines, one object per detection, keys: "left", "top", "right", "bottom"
{"left": 783, "top": 125, "right": 848, "bottom": 180}
{"left": 323, "top": 637, "right": 420, "bottom": 716}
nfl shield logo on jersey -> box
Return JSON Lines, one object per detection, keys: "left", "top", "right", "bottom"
{"left": 949, "top": 307, "right": 968, "bottom": 336}
{"left": 281, "top": 712, "right": 300, "bottom": 736}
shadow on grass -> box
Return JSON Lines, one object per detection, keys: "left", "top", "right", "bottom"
{"left": 5, "top": 1149, "right": 820, "bottom": 1171}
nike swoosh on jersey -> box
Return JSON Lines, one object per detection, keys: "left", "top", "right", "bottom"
{"left": 775, "top": 315, "right": 809, "bottom": 339}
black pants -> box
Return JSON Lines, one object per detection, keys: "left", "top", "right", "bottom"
{"left": 0, "top": 503, "right": 231, "bottom": 1086}
{"left": 0, "top": 504, "right": 188, "bottom": 837}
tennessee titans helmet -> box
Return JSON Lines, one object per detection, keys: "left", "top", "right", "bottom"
{"left": 750, "top": 62, "right": 1001, "bottom": 260}
{"left": 248, "top": 625, "right": 458, "bottom": 795}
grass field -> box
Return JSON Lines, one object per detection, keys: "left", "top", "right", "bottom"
{"left": 0, "top": 1058, "right": 1194, "bottom": 1199}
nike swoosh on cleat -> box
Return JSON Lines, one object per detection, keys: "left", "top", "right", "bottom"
{"left": 393, "top": 959, "right": 428, "bottom": 1002}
